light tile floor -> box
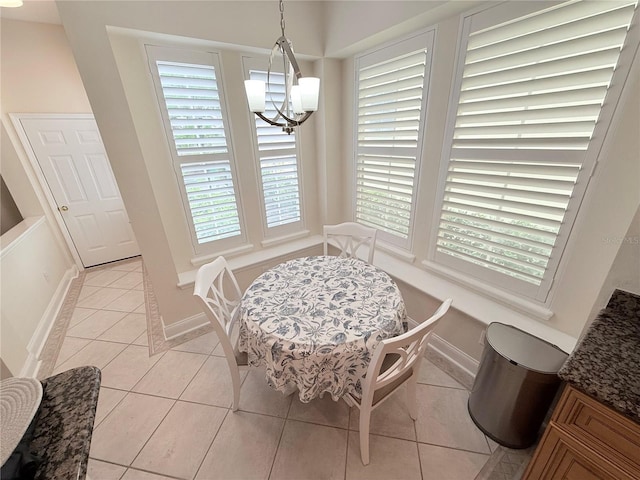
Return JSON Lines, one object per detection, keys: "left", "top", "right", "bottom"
{"left": 53, "top": 257, "right": 498, "bottom": 480}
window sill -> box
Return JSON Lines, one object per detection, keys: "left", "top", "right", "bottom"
{"left": 261, "top": 230, "right": 310, "bottom": 248}
{"left": 178, "top": 234, "right": 578, "bottom": 353}
{"left": 177, "top": 234, "right": 323, "bottom": 289}
{"left": 373, "top": 252, "right": 577, "bottom": 353}
{"left": 421, "top": 260, "right": 554, "bottom": 321}
{"left": 190, "top": 244, "right": 255, "bottom": 267}
{"left": 375, "top": 240, "right": 416, "bottom": 263}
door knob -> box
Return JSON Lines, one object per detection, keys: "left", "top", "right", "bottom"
{"left": 59, "top": 205, "right": 69, "bottom": 212}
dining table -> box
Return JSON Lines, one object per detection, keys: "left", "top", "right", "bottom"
{"left": 238, "top": 255, "right": 407, "bottom": 403}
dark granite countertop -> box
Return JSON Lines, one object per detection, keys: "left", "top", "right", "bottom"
{"left": 558, "top": 289, "right": 640, "bottom": 424}
{"left": 31, "top": 366, "right": 101, "bottom": 480}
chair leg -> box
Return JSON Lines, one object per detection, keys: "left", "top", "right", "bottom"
{"left": 407, "top": 375, "right": 418, "bottom": 420}
{"left": 359, "top": 405, "right": 372, "bottom": 465}
{"left": 230, "top": 365, "right": 241, "bottom": 412}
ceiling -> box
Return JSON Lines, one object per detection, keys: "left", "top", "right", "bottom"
{"left": 0, "top": 0, "right": 61, "bottom": 25}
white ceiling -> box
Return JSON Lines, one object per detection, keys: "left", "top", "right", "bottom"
{"left": 0, "top": 0, "right": 61, "bottom": 25}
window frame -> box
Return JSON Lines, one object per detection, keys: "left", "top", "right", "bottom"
{"left": 241, "top": 55, "right": 306, "bottom": 240}
{"left": 428, "top": 0, "right": 640, "bottom": 303}
{"left": 146, "top": 44, "right": 247, "bottom": 255}
{"left": 352, "top": 29, "right": 435, "bottom": 251}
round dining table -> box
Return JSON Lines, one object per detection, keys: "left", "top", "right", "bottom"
{"left": 238, "top": 255, "right": 407, "bottom": 403}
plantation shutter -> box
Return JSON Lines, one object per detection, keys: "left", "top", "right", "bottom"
{"left": 156, "top": 62, "right": 227, "bottom": 156}
{"left": 149, "top": 47, "right": 243, "bottom": 247}
{"left": 249, "top": 70, "right": 301, "bottom": 229}
{"left": 355, "top": 34, "right": 432, "bottom": 247}
{"left": 434, "top": 0, "right": 637, "bottom": 299}
{"left": 178, "top": 160, "right": 241, "bottom": 243}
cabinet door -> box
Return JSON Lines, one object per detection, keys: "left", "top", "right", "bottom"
{"left": 523, "top": 426, "right": 632, "bottom": 480}
{"left": 553, "top": 386, "right": 640, "bottom": 477}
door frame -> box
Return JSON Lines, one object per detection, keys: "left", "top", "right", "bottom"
{"left": 10, "top": 113, "right": 102, "bottom": 270}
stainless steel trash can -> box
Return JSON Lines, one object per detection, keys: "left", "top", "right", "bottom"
{"left": 468, "top": 322, "right": 568, "bottom": 449}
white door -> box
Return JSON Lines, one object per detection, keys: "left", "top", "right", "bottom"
{"left": 20, "top": 116, "right": 140, "bottom": 267}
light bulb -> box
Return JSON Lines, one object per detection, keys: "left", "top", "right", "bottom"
{"left": 0, "top": 0, "right": 23, "bottom": 7}
{"left": 299, "top": 77, "right": 320, "bottom": 112}
{"left": 244, "top": 80, "right": 265, "bottom": 113}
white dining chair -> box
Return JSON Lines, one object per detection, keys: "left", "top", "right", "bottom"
{"left": 193, "top": 256, "right": 248, "bottom": 411}
{"left": 323, "top": 222, "right": 378, "bottom": 263}
{"left": 343, "top": 298, "right": 453, "bottom": 465}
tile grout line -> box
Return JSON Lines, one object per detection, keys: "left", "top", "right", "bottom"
{"left": 71, "top": 257, "right": 500, "bottom": 479}
{"left": 414, "top": 403, "right": 424, "bottom": 480}
{"left": 123, "top": 397, "right": 179, "bottom": 474}
{"left": 267, "top": 410, "right": 289, "bottom": 480}
{"left": 191, "top": 407, "right": 232, "bottom": 480}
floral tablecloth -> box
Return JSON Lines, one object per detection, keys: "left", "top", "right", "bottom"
{"left": 239, "top": 255, "right": 407, "bottom": 402}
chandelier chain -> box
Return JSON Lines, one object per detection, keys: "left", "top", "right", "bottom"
{"left": 279, "top": 0, "right": 286, "bottom": 37}
{"left": 245, "top": 0, "right": 317, "bottom": 134}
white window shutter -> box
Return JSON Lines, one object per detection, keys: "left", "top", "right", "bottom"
{"left": 148, "top": 47, "right": 243, "bottom": 247}
{"left": 249, "top": 70, "right": 302, "bottom": 229}
{"left": 180, "top": 161, "right": 241, "bottom": 242}
{"left": 355, "top": 32, "right": 434, "bottom": 247}
{"left": 156, "top": 61, "right": 227, "bottom": 156}
{"left": 433, "top": 0, "right": 638, "bottom": 299}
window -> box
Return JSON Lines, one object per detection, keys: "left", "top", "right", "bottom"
{"left": 245, "top": 65, "right": 303, "bottom": 234}
{"left": 432, "top": 0, "right": 638, "bottom": 300}
{"left": 147, "top": 46, "right": 244, "bottom": 252}
{"left": 354, "top": 31, "right": 434, "bottom": 249}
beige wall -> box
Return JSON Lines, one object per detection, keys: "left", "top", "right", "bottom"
{"left": 1, "top": 174, "right": 22, "bottom": 234}
{"left": 56, "top": 1, "right": 327, "bottom": 327}
{"left": 323, "top": 1, "right": 482, "bottom": 58}
{"left": 1, "top": 218, "right": 70, "bottom": 375}
{"left": 1, "top": 19, "right": 86, "bottom": 375}
{"left": 1, "top": 19, "right": 91, "bottom": 219}
{"left": 397, "top": 278, "right": 485, "bottom": 360}
{"left": 1, "top": 358, "right": 12, "bottom": 379}
{"left": 60, "top": 2, "right": 637, "bottom": 344}
{"left": 1, "top": 19, "right": 91, "bottom": 114}
{"left": 106, "top": 28, "right": 322, "bottom": 319}
{"left": 549, "top": 57, "right": 639, "bottom": 338}
{"left": 0, "top": 17, "right": 85, "bottom": 268}
{"left": 336, "top": 1, "right": 640, "bottom": 344}
{"left": 584, "top": 205, "right": 640, "bottom": 335}
{"left": 2, "top": 1, "right": 640, "bottom": 374}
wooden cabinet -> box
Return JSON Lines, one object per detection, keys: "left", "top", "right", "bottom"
{"left": 523, "top": 385, "right": 640, "bottom": 480}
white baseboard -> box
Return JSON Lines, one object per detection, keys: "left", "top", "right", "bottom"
{"left": 406, "top": 316, "right": 419, "bottom": 329}
{"left": 406, "top": 317, "right": 480, "bottom": 389}
{"left": 163, "top": 312, "right": 209, "bottom": 340}
{"left": 426, "top": 333, "right": 479, "bottom": 379}
{"left": 163, "top": 316, "right": 480, "bottom": 385}
{"left": 24, "top": 265, "right": 79, "bottom": 378}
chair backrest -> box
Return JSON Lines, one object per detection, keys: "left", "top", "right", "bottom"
{"left": 193, "top": 256, "right": 243, "bottom": 357}
{"left": 323, "top": 222, "right": 378, "bottom": 263}
{"left": 366, "top": 298, "right": 453, "bottom": 394}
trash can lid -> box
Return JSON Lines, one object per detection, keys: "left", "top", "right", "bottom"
{"left": 486, "top": 322, "right": 568, "bottom": 374}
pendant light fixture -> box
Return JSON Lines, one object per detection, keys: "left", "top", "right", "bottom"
{"left": 244, "top": 0, "right": 320, "bottom": 134}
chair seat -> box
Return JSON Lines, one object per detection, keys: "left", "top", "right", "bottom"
{"left": 193, "top": 256, "right": 248, "bottom": 412}
{"left": 352, "top": 298, "right": 452, "bottom": 465}
{"left": 235, "top": 350, "right": 248, "bottom": 366}
{"left": 374, "top": 354, "right": 414, "bottom": 404}
{"left": 351, "top": 353, "right": 414, "bottom": 405}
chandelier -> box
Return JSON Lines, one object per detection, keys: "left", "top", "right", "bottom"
{"left": 244, "top": 0, "right": 320, "bottom": 134}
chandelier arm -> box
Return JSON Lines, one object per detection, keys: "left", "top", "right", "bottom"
{"left": 276, "top": 36, "right": 302, "bottom": 80}
{"left": 265, "top": 66, "right": 284, "bottom": 123}
{"left": 255, "top": 111, "right": 312, "bottom": 129}
{"left": 268, "top": 36, "right": 305, "bottom": 124}
{"left": 246, "top": 0, "right": 317, "bottom": 133}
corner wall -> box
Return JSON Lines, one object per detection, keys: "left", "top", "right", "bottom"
{"left": 0, "top": 18, "right": 85, "bottom": 375}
